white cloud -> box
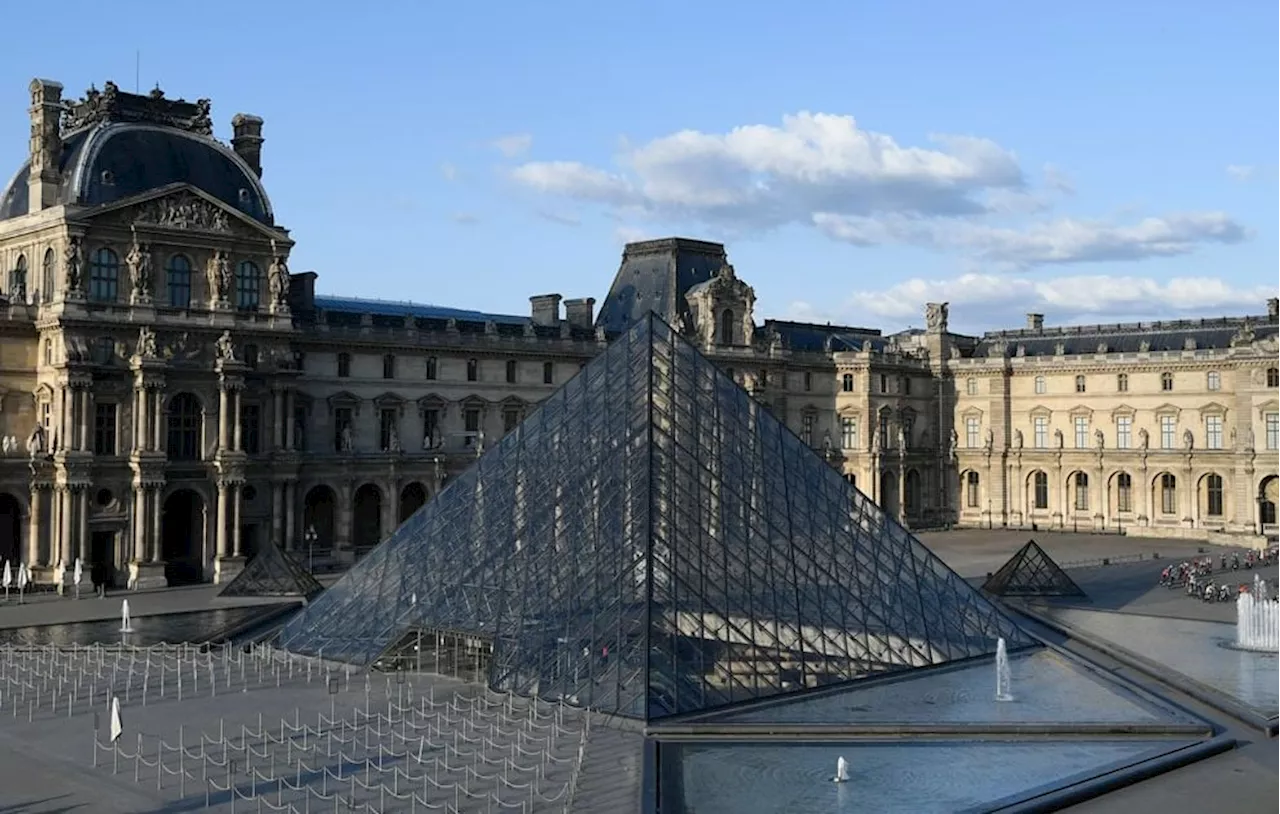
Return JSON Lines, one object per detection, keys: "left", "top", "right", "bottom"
{"left": 840, "top": 272, "right": 1274, "bottom": 326}
{"left": 451, "top": 212, "right": 480, "bottom": 225}
{"left": 510, "top": 112, "right": 1249, "bottom": 267}
{"left": 613, "top": 225, "right": 652, "bottom": 245}
{"left": 1225, "top": 164, "right": 1257, "bottom": 181}
{"left": 440, "top": 162, "right": 459, "bottom": 181}
{"left": 492, "top": 133, "right": 534, "bottom": 158}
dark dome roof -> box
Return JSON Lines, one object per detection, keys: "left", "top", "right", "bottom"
{"left": 0, "top": 122, "right": 273, "bottom": 223}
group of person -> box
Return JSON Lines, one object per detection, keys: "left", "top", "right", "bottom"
{"left": 1158, "top": 548, "right": 1279, "bottom": 603}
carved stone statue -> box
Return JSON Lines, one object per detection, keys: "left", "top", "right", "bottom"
{"left": 822, "top": 431, "right": 833, "bottom": 458}
{"left": 136, "top": 326, "right": 158, "bottom": 358}
{"left": 475, "top": 430, "right": 486, "bottom": 458}
{"left": 1245, "top": 427, "right": 1255, "bottom": 449}
{"left": 1012, "top": 429, "right": 1023, "bottom": 450}
{"left": 26, "top": 423, "right": 46, "bottom": 457}
{"left": 983, "top": 428, "right": 994, "bottom": 451}
{"left": 63, "top": 238, "right": 84, "bottom": 294}
{"left": 871, "top": 425, "right": 881, "bottom": 453}
{"left": 267, "top": 249, "right": 290, "bottom": 308}
{"left": 127, "top": 234, "right": 153, "bottom": 301}
{"left": 1138, "top": 340, "right": 1151, "bottom": 353}
{"left": 388, "top": 427, "right": 401, "bottom": 453}
{"left": 1094, "top": 428, "right": 1105, "bottom": 449}
{"left": 1053, "top": 428, "right": 1064, "bottom": 449}
{"left": 1230, "top": 426, "right": 1237, "bottom": 448}
{"left": 948, "top": 428, "right": 959, "bottom": 460}
{"left": 340, "top": 426, "right": 354, "bottom": 452}
{"left": 433, "top": 455, "right": 445, "bottom": 484}
{"left": 1183, "top": 429, "right": 1194, "bottom": 450}
{"left": 1138, "top": 428, "right": 1149, "bottom": 450}
{"left": 214, "top": 330, "right": 236, "bottom": 363}
{"left": 207, "top": 251, "right": 232, "bottom": 304}
{"left": 924, "top": 302, "right": 949, "bottom": 332}
{"left": 1230, "top": 318, "right": 1256, "bottom": 348}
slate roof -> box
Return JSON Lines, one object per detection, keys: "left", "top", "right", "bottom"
{"left": 972, "top": 315, "right": 1278, "bottom": 358}
{"left": 762, "top": 319, "right": 888, "bottom": 353}
{"left": 595, "top": 238, "right": 728, "bottom": 334}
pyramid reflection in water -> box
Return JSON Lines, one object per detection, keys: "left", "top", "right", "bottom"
{"left": 277, "top": 314, "right": 1032, "bottom": 720}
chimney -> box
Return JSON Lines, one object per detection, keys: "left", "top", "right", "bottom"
{"left": 1268, "top": 298, "right": 1279, "bottom": 321}
{"left": 27, "top": 78, "right": 64, "bottom": 214}
{"left": 562, "top": 297, "right": 596, "bottom": 329}
{"left": 231, "top": 113, "right": 264, "bottom": 178}
{"left": 1026, "top": 313, "right": 1044, "bottom": 332}
{"left": 529, "top": 294, "right": 562, "bottom": 327}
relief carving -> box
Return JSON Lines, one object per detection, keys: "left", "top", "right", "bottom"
{"left": 131, "top": 191, "right": 231, "bottom": 232}
{"left": 924, "top": 302, "right": 949, "bottom": 332}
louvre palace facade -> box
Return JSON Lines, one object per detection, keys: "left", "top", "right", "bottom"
{"left": 0, "top": 77, "right": 1276, "bottom": 586}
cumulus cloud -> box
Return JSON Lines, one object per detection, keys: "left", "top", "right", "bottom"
{"left": 839, "top": 273, "right": 1274, "bottom": 326}
{"left": 510, "top": 112, "right": 1249, "bottom": 267}
{"left": 1225, "top": 164, "right": 1257, "bottom": 181}
{"left": 492, "top": 133, "right": 534, "bottom": 158}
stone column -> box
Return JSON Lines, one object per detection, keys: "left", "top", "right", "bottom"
{"left": 232, "top": 390, "right": 243, "bottom": 452}
{"left": 26, "top": 486, "right": 42, "bottom": 566}
{"left": 133, "top": 389, "right": 144, "bottom": 452}
{"left": 77, "top": 487, "right": 89, "bottom": 560}
{"left": 79, "top": 390, "right": 92, "bottom": 451}
{"left": 218, "top": 388, "right": 230, "bottom": 451}
{"left": 215, "top": 481, "right": 229, "bottom": 557}
{"left": 132, "top": 487, "right": 147, "bottom": 561}
{"left": 335, "top": 482, "right": 353, "bottom": 551}
{"left": 231, "top": 484, "right": 242, "bottom": 557}
{"left": 152, "top": 390, "right": 164, "bottom": 451}
{"left": 285, "top": 390, "right": 296, "bottom": 451}
{"left": 285, "top": 481, "right": 296, "bottom": 550}
{"left": 273, "top": 389, "right": 284, "bottom": 449}
{"left": 150, "top": 487, "right": 162, "bottom": 561}
{"left": 271, "top": 482, "right": 284, "bottom": 548}
{"left": 897, "top": 464, "right": 906, "bottom": 523}
{"left": 58, "top": 487, "right": 72, "bottom": 565}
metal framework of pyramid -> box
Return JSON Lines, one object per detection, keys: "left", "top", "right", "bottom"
{"left": 219, "top": 538, "right": 325, "bottom": 600}
{"left": 277, "top": 313, "right": 1033, "bottom": 720}
{"left": 982, "top": 540, "right": 1086, "bottom": 598}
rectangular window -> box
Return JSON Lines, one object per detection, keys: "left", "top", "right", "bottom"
{"left": 425, "top": 356, "right": 438, "bottom": 380}
{"left": 1033, "top": 416, "right": 1048, "bottom": 448}
{"left": 801, "top": 414, "right": 814, "bottom": 446}
{"left": 1116, "top": 416, "right": 1132, "bottom": 450}
{"left": 1116, "top": 475, "right": 1132, "bottom": 513}
{"left": 1205, "top": 415, "right": 1222, "bottom": 450}
{"left": 1074, "top": 416, "right": 1089, "bottom": 449}
{"left": 965, "top": 417, "right": 980, "bottom": 448}
{"left": 464, "top": 408, "right": 481, "bottom": 434}
{"left": 1034, "top": 376, "right": 1046, "bottom": 395}
{"left": 1033, "top": 474, "right": 1049, "bottom": 510}
{"left": 93, "top": 403, "right": 117, "bottom": 456}
{"left": 379, "top": 408, "right": 398, "bottom": 451}
{"left": 293, "top": 406, "right": 308, "bottom": 451}
{"left": 841, "top": 417, "right": 858, "bottom": 449}
{"left": 41, "top": 401, "right": 51, "bottom": 430}
{"left": 1116, "top": 373, "right": 1128, "bottom": 392}
{"left": 1206, "top": 371, "right": 1220, "bottom": 391}
{"left": 337, "top": 353, "right": 351, "bottom": 378}
{"left": 879, "top": 412, "right": 891, "bottom": 448}
{"left": 467, "top": 360, "right": 479, "bottom": 382}
{"left": 880, "top": 374, "right": 888, "bottom": 394}
{"left": 422, "top": 408, "right": 440, "bottom": 447}
{"left": 1266, "top": 412, "right": 1278, "bottom": 451}
{"left": 333, "top": 408, "right": 353, "bottom": 452}
{"left": 966, "top": 472, "right": 980, "bottom": 508}
{"left": 902, "top": 377, "right": 911, "bottom": 395}
{"left": 543, "top": 361, "right": 554, "bottom": 385}
{"left": 506, "top": 360, "right": 518, "bottom": 384}
{"left": 803, "top": 372, "right": 812, "bottom": 392}
{"left": 1159, "top": 415, "right": 1176, "bottom": 449}
{"left": 503, "top": 408, "right": 521, "bottom": 434}
{"left": 966, "top": 378, "right": 978, "bottom": 396}
{"left": 241, "top": 404, "right": 261, "bottom": 455}
{"left": 382, "top": 354, "right": 396, "bottom": 379}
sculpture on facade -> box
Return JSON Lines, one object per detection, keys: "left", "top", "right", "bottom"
{"left": 475, "top": 430, "right": 486, "bottom": 458}
{"left": 948, "top": 428, "right": 959, "bottom": 460}
{"left": 136, "top": 326, "right": 158, "bottom": 358}
{"left": 1094, "top": 428, "right": 1105, "bottom": 450}
{"left": 924, "top": 302, "right": 949, "bottom": 332}
{"left": 1012, "top": 429, "right": 1023, "bottom": 450}
{"left": 871, "top": 425, "right": 881, "bottom": 453}
{"left": 26, "top": 423, "right": 46, "bottom": 457}
{"left": 126, "top": 230, "right": 153, "bottom": 300}
{"left": 1183, "top": 429, "right": 1194, "bottom": 450}
{"left": 63, "top": 238, "right": 84, "bottom": 294}
{"left": 898, "top": 426, "right": 907, "bottom": 454}
{"left": 388, "top": 427, "right": 402, "bottom": 453}
{"left": 214, "top": 330, "right": 237, "bottom": 363}
{"left": 1053, "top": 428, "right": 1064, "bottom": 449}
{"left": 1230, "top": 427, "right": 1237, "bottom": 449}
{"left": 1138, "top": 428, "right": 1149, "bottom": 450}
{"left": 207, "top": 250, "right": 232, "bottom": 304}
{"left": 1245, "top": 427, "right": 1255, "bottom": 450}
{"left": 340, "top": 426, "right": 354, "bottom": 452}
{"left": 433, "top": 455, "right": 445, "bottom": 484}
{"left": 822, "top": 431, "right": 834, "bottom": 459}
{"left": 267, "top": 247, "right": 290, "bottom": 308}
{"left": 1230, "top": 318, "right": 1256, "bottom": 348}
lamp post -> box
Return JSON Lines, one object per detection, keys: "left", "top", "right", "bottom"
{"left": 304, "top": 524, "right": 318, "bottom": 573}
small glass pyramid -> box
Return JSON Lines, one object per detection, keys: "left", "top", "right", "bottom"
{"left": 982, "top": 540, "right": 1087, "bottom": 598}
{"left": 277, "top": 313, "right": 1033, "bottom": 720}
{"left": 219, "top": 537, "right": 325, "bottom": 600}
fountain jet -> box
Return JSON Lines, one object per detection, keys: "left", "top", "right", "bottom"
{"left": 1236, "top": 589, "right": 1278, "bottom": 652}
{"left": 995, "top": 637, "right": 1013, "bottom": 702}
{"left": 832, "top": 755, "right": 849, "bottom": 783}
{"left": 120, "top": 599, "right": 134, "bottom": 634}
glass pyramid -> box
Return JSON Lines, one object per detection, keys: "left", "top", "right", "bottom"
{"left": 277, "top": 313, "right": 1033, "bottom": 720}
{"left": 982, "top": 540, "right": 1086, "bottom": 598}
{"left": 219, "top": 538, "right": 325, "bottom": 600}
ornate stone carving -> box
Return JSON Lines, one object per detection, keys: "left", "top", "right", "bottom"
{"left": 135, "top": 326, "right": 158, "bottom": 358}
{"left": 1138, "top": 428, "right": 1149, "bottom": 449}
{"left": 948, "top": 428, "right": 959, "bottom": 460}
{"left": 63, "top": 237, "right": 84, "bottom": 294}
{"left": 388, "top": 427, "right": 402, "bottom": 453}
{"left": 1012, "top": 429, "right": 1023, "bottom": 449}
{"left": 1138, "top": 340, "right": 1151, "bottom": 352}
{"left": 1183, "top": 429, "right": 1194, "bottom": 450}
{"left": 126, "top": 231, "right": 153, "bottom": 302}
{"left": 267, "top": 244, "right": 290, "bottom": 309}
{"left": 132, "top": 191, "right": 231, "bottom": 232}
{"left": 1053, "top": 342, "right": 1066, "bottom": 356}
{"left": 1094, "top": 428, "right": 1105, "bottom": 449}
{"left": 26, "top": 423, "right": 46, "bottom": 457}
{"left": 162, "top": 332, "right": 203, "bottom": 362}
{"left": 215, "top": 330, "right": 237, "bottom": 363}
{"left": 1230, "top": 318, "right": 1256, "bottom": 348}
{"left": 61, "top": 80, "right": 213, "bottom": 137}
{"left": 1053, "top": 428, "right": 1064, "bottom": 449}
{"left": 925, "top": 302, "right": 949, "bottom": 332}
{"left": 898, "top": 426, "right": 908, "bottom": 454}
{"left": 983, "top": 428, "right": 994, "bottom": 451}
{"left": 340, "top": 426, "right": 353, "bottom": 452}
{"left": 207, "top": 250, "right": 232, "bottom": 305}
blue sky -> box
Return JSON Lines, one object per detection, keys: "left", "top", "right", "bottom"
{"left": 1, "top": 0, "right": 1275, "bottom": 334}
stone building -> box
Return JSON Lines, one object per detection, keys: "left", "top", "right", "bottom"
{"left": 0, "top": 78, "right": 1275, "bottom": 586}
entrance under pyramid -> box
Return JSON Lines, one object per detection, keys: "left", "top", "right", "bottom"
{"left": 277, "top": 313, "right": 1032, "bottom": 720}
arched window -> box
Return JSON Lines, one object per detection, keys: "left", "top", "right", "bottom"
{"left": 841, "top": 373, "right": 854, "bottom": 392}
{"left": 166, "top": 393, "right": 203, "bottom": 461}
{"left": 1160, "top": 371, "right": 1174, "bottom": 392}
{"left": 1116, "top": 472, "right": 1132, "bottom": 513}
{"left": 1116, "top": 373, "right": 1128, "bottom": 392}
{"left": 88, "top": 248, "right": 119, "bottom": 302}
{"left": 718, "top": 309, "right": 734, "bottom": 346}
{"left": 8, "top": 253, "right": 27, "bottom": 299}
{"left": 1073, "top": 472, "right": 1089, "bottom": 511}
{"left": 1033, "top": 375, "right": 1046, "bottom": 394}
{"left": 1033, "top": 471, "right": 1049, "bottom": 509}
{"left": 43, "top": 338, "right": 53, "bottom": 366}
{"left": 1160, "top": 473, "right": 1177, "bottom": 514}
{"left": 965, "top": 470, "right": 980, "bottom": 508}
{"left": 235, "top": 260, "right": 261, "bottom": 310}
{"left": 1268, "top": 367, "right": 1279, "bottom": 388}
{"left": 41, "top": 248, "right": 55, "bottom": 303}
{"left": 466, "top": 359, "right": 478, "bottom": 382}
{"left": 1074, "top": 375, "right": 1086, "bottom": 393}
{"left": 166, "top": 254, "right": 192, "bottom": 309}
{"left": 1205, "top": 474, "right": 1224, "bottom": 517}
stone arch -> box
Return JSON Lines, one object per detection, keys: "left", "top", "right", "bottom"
{"left": 161, "top": 488, "right": 206, "bottom": 586}
{"left": 1151, "top": 471, "right": 1179, "bottom": 518}
{"left": 960, "top": 468, "right": 981, "bottom": 510}
{"left": 1065, "top": 469, "right": 1091, "bottom": 513}
{"left": 302, "top": 485, "right": 337, "bottom": 554}
{"left": 1107, "top": 470, "right": 1135, "bottom": 516}
{"left": 1196, "top": 471, "right": 1227, "bottom": 522}
{"left": 0, "top": 492, "right": 23, "bottom": 565}
{"left": 352, "top": 483, "right": 383, "bottom": 551}
{"left": 879, "top": 468, "right": 899, "bottom": 516}
{"left": 1026, "top": 469, "right": 1051, "bottom": 513}
{"left": 718, "top": 308, "right": 734, "bottom": 346}
{"left": 399, "top": 481, "right": 428, "bottom": 523}
{"left": 1259, "top": 475, "right": 1278, "bottom": 530}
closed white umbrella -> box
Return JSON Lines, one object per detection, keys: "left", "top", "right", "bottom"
{"left": 2, "top": 560, "right": 10, "bottom": 589}
{"left": 16, "top": 563, "right": 27, "bottom": 589}
{"left": 73, "top": 558, "right": 83, "bottom": 599}
{"left": 109, "top": 696, "right": 123, "bottom": 743}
